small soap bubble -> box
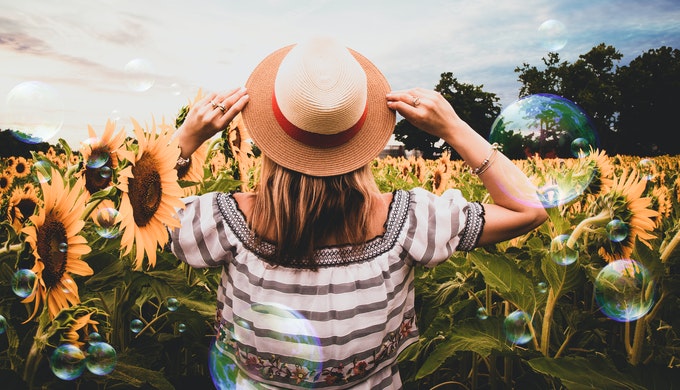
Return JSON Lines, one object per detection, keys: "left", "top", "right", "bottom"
{"left": 177, "top": 323, "right": 187, "bottom": 333}
{"left": 12, "top": 268, "right": 36, "bottom": 298}
{"left": 638, "top": 158, "right": 656, "bottom": 180}
{"left": 86, "top": 341, "right": 117, "bottom": 375}
{"left": 170, "top": 82, "right": 182, "bottom": 96}
{"left": 32, "top": 160, "right": 52, "bottom": 183}
{"left": 58, "top": 242, "right": 68, "bottom": 253}
{"left": 88, "top": 332, "right": 103, "bottom": 343}
{"left": 5, "top": 81, "right": 64, "bottom": 144}
{"left": 550, "top": 234, "right": 578, "bottom": 266}
{"left": 85, "top": 149, "right": 110, "bottom": 169}
{"left": 98, "top": 166, "right": 112, "bottom": 179}
{"left": 166, "top": 297, "right": 179, "bottom": 312}
{"left": 110, "top": 109, "right": 122, "bottom": 122}
{"left": 0, "top": 315, "right": 7, "bottom": 334}
{"left": 124, "top": 58, "right": 155, "bottom": 92}
{"left": 538, "top": 19, "right": 568, "bottom": 52}
{"left": 50, "top": 344, "right": 86, "bottom": 380}
{"left": 571, "top": 137, "right": 591, "bottom": 157}
{"left": 476, "top": 307, "right": 489, "bottom": 320}
{"left": 537, "top": 281, "right": 548, "bottom": 294}
{"left": 95, "top": 207, "right": 120, "bottom": 238}
{"left": 130, "top": 319, "right": 144, "bottom": 333}
{"left": 595, "top": 259, "right": 655, "bottom": 322}
{"left": 504, "top": 310, "right": 533, "bottom": 345}
{"left": 606, "top": 219, "right": 629, "bottom": 243}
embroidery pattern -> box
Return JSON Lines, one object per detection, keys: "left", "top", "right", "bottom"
{"left": 214, "top": 310, "right": 416, "bottom": 387}
{"left": 456, "top": 201, "right": 485, "bottom": 251}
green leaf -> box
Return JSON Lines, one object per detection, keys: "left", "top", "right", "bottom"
{"left": 469, "top": 250, "right": 541, "bottom": 313}
{"left": 528, "top": 356, "right": 647, "bottom": 389}
{"left": 416, "top": 317, "right": 510, "bottom": 379}
{"left": 106, "top": 362, "right": 175, "bottom": 389}
{"left": 541, "top": 254, "right": 584, "bottom": 300}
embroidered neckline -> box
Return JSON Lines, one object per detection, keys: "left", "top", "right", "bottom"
{"left": 216, "top": 190, "right": 410, "bottom": 268}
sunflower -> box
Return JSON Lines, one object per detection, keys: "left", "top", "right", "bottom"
{"left": 568, "top": 169, "right": 659, "bottom": 262}
{"left": 80, "top": 119, "right": 127, "bottom": 196}
{"left": 583, "top": 149, "right": 615, "bottom": 196}
{"left": 117, "top": 118, "right": 184, "bottom": 269}
{"left": 226, "top": 113, "right": 255, "bottom": 191}
{"left": 11, "top": 156, "right": 31, "bottom": 178}
{"left": 62, "top": 312, "right": 99, "bottom": 348}
{"left": 7, "top": 183, "right": 40, "bottom": 232}
{"left": 21, "top": 168, "right": 93, "bottom": 321}
{"left": 0, "top": 170, "right": 13, "bottom": 195}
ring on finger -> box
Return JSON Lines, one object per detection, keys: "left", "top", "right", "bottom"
{"left": 411, "top": 96, "right": 420, "bottom": 107}
{"left": 210, "top": 100, "right": 217, "bottom": 108}
{"left": 217, "top": 104, "right": 226, "bottom": 113}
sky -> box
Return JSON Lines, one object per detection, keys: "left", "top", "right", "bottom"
{"left": 1, "top": 0, "right": 679, "bottom": 148}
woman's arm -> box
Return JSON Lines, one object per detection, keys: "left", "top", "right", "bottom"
{"left": 386, "top": 88, "right": 548, "bottom": 246}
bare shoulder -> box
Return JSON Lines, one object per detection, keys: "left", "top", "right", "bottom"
{"left": 232, "top": 192, "right": 256, "bottom": 220}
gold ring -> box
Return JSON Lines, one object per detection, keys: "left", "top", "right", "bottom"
{"left": 210, "top": 101, "right": 217, "bottom": 108}
{"left": 217, "top": 104, "right": 226, "bottom": 113}
{"left": 412, "top": 96, "right": 420, "bottom": 107}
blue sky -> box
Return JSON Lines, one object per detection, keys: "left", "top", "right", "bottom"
{"left": 1, "top": 0, "right": 679, "bottom": 147}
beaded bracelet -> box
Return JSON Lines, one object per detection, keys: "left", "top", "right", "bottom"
{"left": 469, "top": 143, "right": 501, "bottom": 176}
{"left": 176, "top": 155, "right": 191, "bottom": 168}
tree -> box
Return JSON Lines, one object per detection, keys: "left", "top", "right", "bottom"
{"left": 394, "top": 72, "right": 501, "bottom": 159}
{"left": 616, "top": 46, "right": 680, "bottom": 156}
{"left": 515, "top": 44, "right": 623, "bottom": 154}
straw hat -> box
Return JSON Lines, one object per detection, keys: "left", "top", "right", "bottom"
{"left": 242, "top": 37, "right": 396, "bottom": 176}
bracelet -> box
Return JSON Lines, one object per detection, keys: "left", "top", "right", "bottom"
{"left": 176, "top": 155, "right": 191, "bottom": 168}
{"left": 469, "top": 143, "right": 500, "bottom": 176}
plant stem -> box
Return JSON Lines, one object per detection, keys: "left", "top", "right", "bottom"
{"left": 660, "top": 229, "right": 680, "bottom": 262}
{"left": 566, "top": 210, "right": 611, "bottom": 249}
{"left": 629, "top": 292, "right": 667, "bottom": 365}
{"left": 540, "top": 288, "right": 557, "bottom": 357}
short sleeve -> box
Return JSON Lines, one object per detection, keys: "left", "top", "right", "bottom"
{"left": 169, "top": 192, "right": 236, "bottom": 268}
{"left": 401, "top": 187, "right": 484, "bottom": 267}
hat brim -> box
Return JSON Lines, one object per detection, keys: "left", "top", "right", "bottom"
{"left": 242, "top": 44, "right": 396, "bottom": 177}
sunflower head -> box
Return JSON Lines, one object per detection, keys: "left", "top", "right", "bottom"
{"left": 117, "top": 118, "right": 185, "bottom": 269}
{"left": 21, "top": 168, "right": 93, "bottom": 321}
{"left": 7, "top": 183, "right": 40, "bottom": 232}
{"left": 80, "top": 120, "right": 127, "bottom": 196}
{"left": 591, "top": 169, "right": 659, "bottom": 262}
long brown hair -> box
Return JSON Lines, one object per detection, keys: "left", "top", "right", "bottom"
{"left": 250, "top": 155, "right": 379, "bottom": 266}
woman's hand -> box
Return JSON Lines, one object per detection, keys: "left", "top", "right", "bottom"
{"left": 386, "top": 88, "right": 466, "bottom": 142}
{"left": 177, "top": 87, "right": 249, "bottom": 157}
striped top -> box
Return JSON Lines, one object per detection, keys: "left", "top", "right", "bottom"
{"left": 170, "top": 187, "right": 484, "bottom": 389}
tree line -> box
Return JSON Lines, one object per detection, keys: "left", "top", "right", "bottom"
{"left": 395, "top": 44, "right": 680, "bottom": 159}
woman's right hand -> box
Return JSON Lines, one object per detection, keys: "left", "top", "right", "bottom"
{"left": 177, "top": 87, "right": 249, "bottom": 157}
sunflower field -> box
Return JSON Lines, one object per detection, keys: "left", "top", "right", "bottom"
{"left": 0, "top": 100, "right": 679, "bottom": 389}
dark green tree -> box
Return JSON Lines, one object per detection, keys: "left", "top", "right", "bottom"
{"left": 515, "top": 43, "right": 623, "bottom": 154}
{"left": 616, "top": 46, "right": 680, "bottom": 156}
{"left": 394, "top": 72, "right": 501, "bottom": 159}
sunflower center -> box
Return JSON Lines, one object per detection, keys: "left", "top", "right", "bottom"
{"left": 129, "top": 155, "right": 162, "bottom": 227}
{"left": 0, "top": 176, "right": 9, "bottom": 190}
{"left": 36, "top": 215, "right": 68, "bottom": 289}
{"left": 85, "top": 151, "right": 113, "bottom": 194}
{"left": 15, "top": 198, "right": 37, "bottom": 222}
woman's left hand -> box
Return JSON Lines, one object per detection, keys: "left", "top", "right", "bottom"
{"left": 177, "top": 87, "right": 249, "bottom": 157}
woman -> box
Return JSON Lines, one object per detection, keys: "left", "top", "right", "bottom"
{"left": 170, "top": 37, "right": 547, "bottom": 389}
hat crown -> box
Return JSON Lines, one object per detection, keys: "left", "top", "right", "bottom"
{"left": 274, "top": 37, "right": 368, "bottom": 135}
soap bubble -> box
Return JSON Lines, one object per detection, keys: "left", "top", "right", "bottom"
{"left": 4, "top": 81, "right": 64, "bottom": 144}
{"left": 130, "top": 319, "right": 144, "bottom": 333}
{"left": 50, "top": 344, "right": 86, "bottom": 380}
{"left": 489, "top": 94, "right": 599, "bottom": 208}
{"left": 476, "top": 307, "right": 489, "bottom": 320}
{"left": 94, "top": 207, "right": 120, "bottom": 238}
{"left": 88, "top": 332, "right": 103, "bottom": 343}
{"left": 124, "top": 58, "right": 155, "bottom": 92}
{"left": 537, "top": 281, "right": 548, "bottom": 294}
{"left": 32, "top": 160, "right": 52, "bottom": 183}
{"left": 550, "top": 234, "right": 578, "bottom": 266}
{"left": 209, "top": 339, "right": 259, "bottom": 389}
{"left": 490, "top": 94, "right": 599, "bottom": 159}
{"left": 538, "top": 19, "right": 568, "bottom": 52}
{"left": 638, "top": 158, "right": 656, "bottom": 181}
{"left": 606, "top": 219, "right": 629, "bottom": 243}
{"left": 503, "top": 310, "right": 533, "bottom": 345}
{"left": 595, "top": 259, "right": 655, "bottom": 322}
{"left": 0, "top": 315, "right": 7, "bottom": 334}
{"left": 12, "top": 268, "right": 36, "bottom": 298}
{"left": 166, "top": 297, "right": 180, "bottom": 312}
{"left": 86, "top": 342, "right": 117, "bottom": 375}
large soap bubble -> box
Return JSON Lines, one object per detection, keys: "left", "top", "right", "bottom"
{"left": 594, "top": 259, "right": 655, "bottom": 322}
{"left": 490, "top": 94, "right": 599, "bottom": 208}
{"left": 4, "top": 81, "right": 64, "bottom": 144}
{"left": 490, "top": 94, "right": 599, "bottom": 159}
